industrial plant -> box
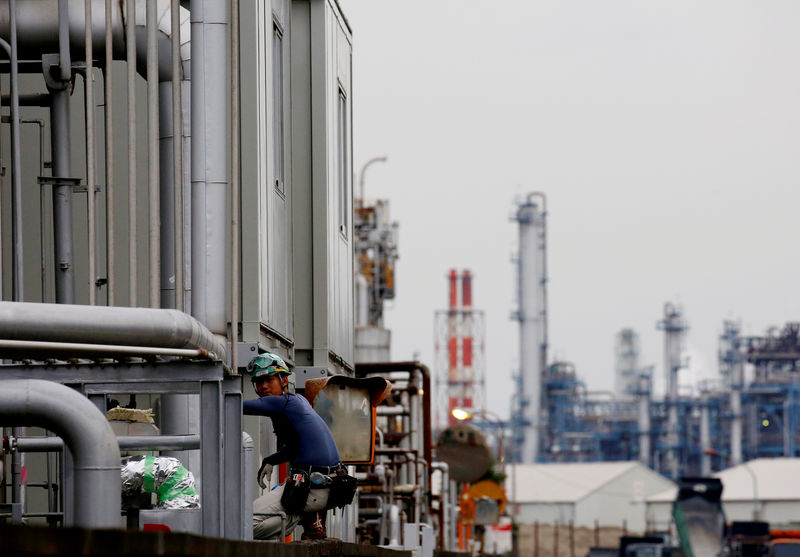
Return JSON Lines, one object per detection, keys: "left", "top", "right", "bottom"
{"left": 0, "top": 1, "right": 798, "bottom": 556}
{"left": 508, "top": 194, "right": 800, "bottom": 479}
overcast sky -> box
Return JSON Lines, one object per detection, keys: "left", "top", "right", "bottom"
{"left": 339, "top": 1, "right": 800, "bottom": 422}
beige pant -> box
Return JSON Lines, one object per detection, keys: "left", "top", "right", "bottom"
{"left": 252, "top": 484, "right": 330, "bottom": 540}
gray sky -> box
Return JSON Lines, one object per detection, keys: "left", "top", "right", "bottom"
{"left": 339, "top": 0, "right": 800, "bottom": 421}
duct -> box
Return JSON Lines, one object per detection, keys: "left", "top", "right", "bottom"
{"left": 0, "top": 301, "right": 227, "bottom": 360}
{"left": 190, "top": 0, "right": 229, "bottom": 335}
{"left": 0, "top": 0, "right": 189, "bottom": 82}
{"left": 0, "top": 380, "right": 120, "bottom": 528}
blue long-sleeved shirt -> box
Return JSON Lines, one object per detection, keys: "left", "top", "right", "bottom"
{"left": 243, "top": 393, "right": 340, "bottom": 467}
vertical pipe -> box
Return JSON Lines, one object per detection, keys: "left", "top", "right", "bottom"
{"left": 731, "top": 360, "right": 743, "bottom": 465}
{"left": 638, "top": 372, "right": 651, "bottom": 465}
{"left": 700, "top": 399, "right": 711, "bottom": 475}
{"left": 50, "top": 89, "right": 74, "bottom": 304}
{"left": 31, "top": 121, "right": 46, "bottom": 302}
{"left": 126, "top": 0, "right": 137, "bottom": 306}
{"left": 8, "top": 0, "right": 22, "bottom": 302}
{"left": 171, "top": 0, "right": 183, "bottom": 312}
{"left": 104, "top": 0, "right": 114, "bottom": 306}
{"left": 85, "top": 0, "right": 96, "bottom": 305}
{"left": 192, "top": 0, "right": 229, "bottom": 334}
{"left": 147, "top": 0, "right": 160, "bottom": 308}
{"left": 159, "top": 82, "right": 175, "bottom": 309}
{"left": 57, "top": 0, "right": 70, "bottom": 80}
{"left": 231, "top": 0, "right": 240, "bottom": 374}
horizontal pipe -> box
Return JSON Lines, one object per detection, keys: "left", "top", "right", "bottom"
{"left": 0, "top": 379, "right": 120, "bottom": 528}
{"left": 0, "top": 338, "right": 209, "bottom": 359}
{"left": 0, "top": 301, "right": 227, "bottom": 360}
{"left": 12, "top": 434, "right": 200, "bottom": 452}
{"left": 0, "top": 0, "right": 190, "bottom": 81}
{"left": 376, "top": 406, "right": 408, "bottom": 416}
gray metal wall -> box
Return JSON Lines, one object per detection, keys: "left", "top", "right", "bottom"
{"left": 0, "top": 68, "right": 157, "bottom": 306}
{"left": 290, "top": 0, "right": 354, "bottom": 372}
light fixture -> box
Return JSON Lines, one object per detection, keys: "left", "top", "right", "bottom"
{"left": 451, "top": 407, "right": 473, "bottom": 421}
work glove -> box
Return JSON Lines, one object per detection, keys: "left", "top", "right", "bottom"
{"left": 257, "top": 459, "right": 273, "bottom": 490}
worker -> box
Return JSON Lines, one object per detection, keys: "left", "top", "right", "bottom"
{"left": 243, "top": 352, "right": 347, "bottom": 540}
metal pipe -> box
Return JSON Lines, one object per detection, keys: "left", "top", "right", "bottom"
{"left": 20, "top": 119, "right": 47, "bottom": 302}
{"left": 127, "top": 0, "right": 137, "bottom": 306}
{"left": 242, "top": 432, "right": 253, "bottom": 540}
{"left": 700, "top": 399, "right": 711, "bottom": 476}
{"left": 0, "top": 379, "right": 121, "bottom": 528}
{"left": 170, "top": 0, "right": 182, "bottom": 312}
{"left": 191, "top": 0, "right": 229, "bottom": 335}
{"left": 104, "top": 0, "right": 114, "bottom": 305}
{"left": 147, "top": 0, "right": 159, "bottom": 308}
{"left": 230, "top": 0, "right": 240, "bottom": 373}
{"left": 57, "top": 0, "right": 70, "bottom": 81}
{"left": 159, "top": 81, "right": 175, "bottom": 309}
{"left": 12, "top": 434, "right": 200, "bottom": 452}
{"left": 4, "top": 2, "right": 21, "bottom": 303}
{"left": 84, "top": 0, "right": 96, "bottom": 305}
{"left": 358, "top": 156, "right": 387, "bottom": 207}
{"left": 0, "top": 300, "right": 227, "bottom": 359}
{"left": 0, "top": 1, "right": 191, "bottom": 82}
{"left": 49, "top": 87, "right": 74, "bottom": 304}
{"left": 0, "top": 338, "right": 211, "bottom": 358}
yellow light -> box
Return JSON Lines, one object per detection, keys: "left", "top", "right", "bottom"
{"left": 762, "top": 419, "right": 770, "bottom": 427}
{"left": 451, "top": 408, "right": 473, "bottom": 421}
{"left": 419, "top": 388, "right": 424, "bottom": 396}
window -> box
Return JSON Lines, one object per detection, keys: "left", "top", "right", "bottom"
{"left": 272, "top": 22, "right": 285, "bottom": 193}
{"left": 337, "top": 87, "right": 348, "bottom": 234}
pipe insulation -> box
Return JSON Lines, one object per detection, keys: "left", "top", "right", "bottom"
{"left": 0, "top": 301, "right": 227, "bottom": 359}
{"left": 0, "top": 0, "right": 190, "bottom": 82}
{"left": 0, "top": 379, "right": 121, "bottom": 528}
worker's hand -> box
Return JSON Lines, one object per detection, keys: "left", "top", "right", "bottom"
{"left": 257, "top": 459, "right": 273, "bottom": 490}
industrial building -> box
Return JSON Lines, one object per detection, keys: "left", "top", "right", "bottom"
{"left": 509, "top": 461, "right": 675, "bottom": 533}
{"left": 0, "top": 1, "right": 452, "bottom": 552}
{"left": 646, "top": 458, "right": 800, "bottom": 531}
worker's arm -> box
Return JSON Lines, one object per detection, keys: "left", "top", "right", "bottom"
{"left": 243, "top": 395, "right": 300, "bottom": 466}
{"left": 243, "top": 396, "right": 288, "bottom": 416}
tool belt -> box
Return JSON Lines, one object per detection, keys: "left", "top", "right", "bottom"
{"left": 280, "top": 471, "right": 311, "bottom": 515}
{"left": 281, "top": 466, "right": 357, "bottom": 513}
{"left": 326, "top": 472, "right": 357, "bottom": 510}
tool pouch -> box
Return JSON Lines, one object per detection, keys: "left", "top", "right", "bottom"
{"left": 281, "top": 476, "right": 311, "bottom": 515}
{"left": 326, "top": 474, "right": 357, "bottom": 510}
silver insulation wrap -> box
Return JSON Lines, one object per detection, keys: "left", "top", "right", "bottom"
{"left": 121, "top": 455, "right": 200, "bottom": 509}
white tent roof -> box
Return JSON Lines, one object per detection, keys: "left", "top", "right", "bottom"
{"left": 510, "top": 461, "right": 655, "bottom": 503}
{"left": 647, "top": 458, "right": 800, "bottom": 503}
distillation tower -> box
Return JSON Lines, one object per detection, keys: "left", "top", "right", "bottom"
{"left": 511, "top": 193, "right": 547, "bottom": 463}
{"left": 434, "top": 269, "right": 486, "bottom": 431}
{"left": 656, "top": 303, "right": 688, "bottom": 480}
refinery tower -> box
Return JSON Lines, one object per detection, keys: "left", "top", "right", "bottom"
{"left": 512, "top": 193, "right": 548, "bottom": 464}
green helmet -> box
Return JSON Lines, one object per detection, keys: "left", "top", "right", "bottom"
{"left": 246, "top": 352, "right": 291, "bottom": 381}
